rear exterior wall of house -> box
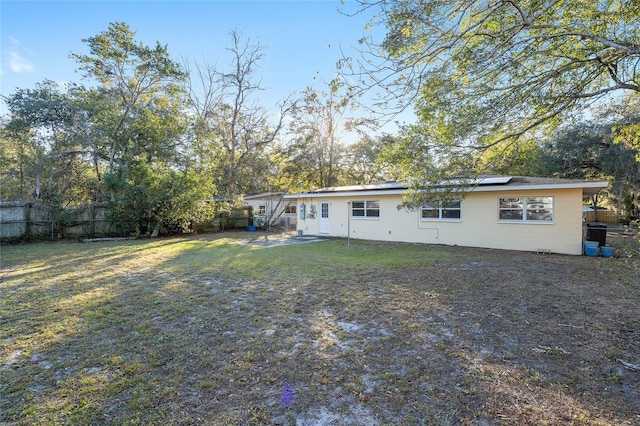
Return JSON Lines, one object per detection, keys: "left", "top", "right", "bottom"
{"left": 294, "top": 187, "right": 584, "bottom": 255}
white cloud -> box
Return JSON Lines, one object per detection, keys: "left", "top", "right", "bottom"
{"left": 9, "top": 51, "right": 33, "bottom": 73}
{"left": 5, "top": 36, "right": 34, "bottom": 74}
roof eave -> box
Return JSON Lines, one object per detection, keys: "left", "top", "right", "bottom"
{"left": 284, "top": 189, "right": 407, "bottom": 199}
{"left": 468, "top": 181, "right": 609, "bottom": 194}
{"left": 284, "top": 181, "right": 609, "bottom": 199}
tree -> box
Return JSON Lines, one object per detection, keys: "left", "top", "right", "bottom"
{"left": 608, "top": 94, "right": 640, "bottom": 218}
{"left": 347, "top": 0, "right": 640, "bottom": 175}
{"left": 375, "top": 123, "right": 476, "bottom": 206}
{"left": 474, "top": 138, "right": 549, "bottom": 177}
{"left": 1, "top": 23, "right": 247, "bottom": 237}
{"left": 610, "top": 93, "right": 640, "bottom": 159}
{"left": 0, "top": 123, "right": 32, "bottom": 200}
{"left": 270, "top": 137, "right": 317, "bottom": 193}
{"left": 184, "top": 31, "right": 294, "bottom": 200}
{"left": 284, "top": 82, "right": 358, "bottom": 188}
{"left": 70, "top": 22, "right": 187, "bottom": 175}
{"left": 1, "top": 80, "right": 95, "bottom": 206}
{"left": 542, "top": 96, "right": 640, "bottom": 219}
{"left": 343, "top": 134, "right": 393, "bottom": 184}
{"left": 70, "top": 22, "right": 208, "bottom": 235}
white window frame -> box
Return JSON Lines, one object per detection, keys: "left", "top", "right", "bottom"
{"left": 351, "top": 200, "right": 380, "bottom": 219}
{"left": 284, "top": 205, "right": 296, "bottom": 214}
{"left": 420, "top": 200, "right": 462, "bottom": 221}
{"left": 498, "top": 196, "right": 554, "bottom": 223}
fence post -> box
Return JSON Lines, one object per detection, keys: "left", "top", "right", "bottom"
{"left": 89, "top": 203, "right": 95, "bottom": 238}
{"left": 25, "top": 202, "right": 31, "bottom": 240}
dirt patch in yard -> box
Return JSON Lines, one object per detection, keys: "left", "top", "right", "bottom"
{"left": 1, "top": 234, "right": 639, "bottom": 425}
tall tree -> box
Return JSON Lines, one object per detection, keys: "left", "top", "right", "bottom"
{"left": 347, "top": 0, "right": 640, "bottom": 177}
{"left": 0, "top": 122, "right": 34, "bottom": 200}
{"left": 375, "top": 123, "right": 475, "bottom": 206}
{"left": 343, "top": 134, "right": 392, "bottom": 184}
{"left": 542, "top": 96, "right": 640, "bottom": 218}
{"left": 473, "top": 138, "right": 549, "bottom": 177}
{"left": 1, "top": 80, "right": 95, "bottom": 206}
{"left": 184, "top": 31, "right": 294, "bottom": 199}
{"left": 70, "top": 22, "right": 204, "bottom": 235}
{"left": 1, "top": 23, "right": 231, "bottom": 236}
{"left": 285, "top": 81, "right": 358, "bottom": 188}
{"left": 70, "top": 21, "right": 187, "bottom": 175}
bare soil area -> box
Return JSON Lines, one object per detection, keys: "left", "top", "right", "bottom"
{"left": 1, "top": 234, "right": 639, "bottom": 425}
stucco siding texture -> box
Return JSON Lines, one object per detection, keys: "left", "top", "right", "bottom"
{"left": 295, "top": 188, "right": 584, "bottom": 255}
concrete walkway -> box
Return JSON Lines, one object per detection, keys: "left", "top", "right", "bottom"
{"left": 239, "top": 232, "right": 326, "bottom": 248}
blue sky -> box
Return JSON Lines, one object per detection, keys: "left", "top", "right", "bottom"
{"left": 0, "top": 0, "right": 385, "bottom": 120}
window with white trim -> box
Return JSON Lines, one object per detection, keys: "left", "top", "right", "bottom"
{"left": 421, "top": 200, "right": 461, "bottom": 220}
{"left": 498, "top": 197, "right": 553, "bottom": 222}
{"left": 351, "top": 200, "right": 380, "bottom": 218}
{"left": 284, "top": 205, "right": 296, "bottom": 214}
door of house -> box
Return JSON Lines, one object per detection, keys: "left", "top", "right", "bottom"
{"left": 318, "top": 202, "right": 330, "bottom": 234}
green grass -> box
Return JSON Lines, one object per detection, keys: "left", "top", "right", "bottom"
{"left": 1, "top": 232, "right": 638, "bottom": 425}
{"left": 0, "top": 234, "right": 452, "bottom": 424}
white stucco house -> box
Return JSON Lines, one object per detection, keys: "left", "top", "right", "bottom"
{"left": 283, "top": 176, "right": 609, "bottom": 255}
{"left": 243, "top": 192, "right": 297, "bottom": 228}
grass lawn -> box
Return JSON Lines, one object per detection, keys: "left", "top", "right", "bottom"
{"left": 1, "top": 232, "right": 639, "bottom": 425}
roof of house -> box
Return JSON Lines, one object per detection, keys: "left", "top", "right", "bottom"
{"left": 283, "top": 176, "right": 609, "bottom": 198}
{"left": 243, "top": 192, "right": 285, "bottom": 201}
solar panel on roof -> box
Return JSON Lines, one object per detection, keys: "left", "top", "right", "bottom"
{"left": 477, "top": 176, "right": 512, "bottom": 185}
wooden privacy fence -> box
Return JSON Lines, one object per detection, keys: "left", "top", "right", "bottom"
{"left": 0, "top": 201, "right": 126, "bottom": 242}
{"left": 0, "top": 201, "right": 52, "bottom": 241}
{"left": 1, "top": 201, "right": 252, "bottom": 242}
{"left": 62, "top": 203, "right": 121, "bottom": 239}
{"left": 584, "top": 210, "right": 619, "bottom": 223}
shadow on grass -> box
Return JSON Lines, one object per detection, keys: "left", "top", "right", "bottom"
{"left": 1, "top": 233, "right": 639, "bottom": 424}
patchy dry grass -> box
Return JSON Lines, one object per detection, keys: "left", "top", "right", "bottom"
{"left": 1, "top": 232, "right": 639, "bottom": 425}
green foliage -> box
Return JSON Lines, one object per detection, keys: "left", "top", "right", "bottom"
{"left": 1, "top": 80, "right": 98, "bottom": 206}
{"left": 350, "top": 0, "right": 640, "bottom": 181}
{"left": 70, "top": 21, "right": 185, "bottom": 92}
{"left": 540, "top": 96, "right": 640, "bottom": 219}
{"left": 70, "top": 21, "right": 186, "bottom": 170}
{"left": 343, "top": 134, "right": 392, "bottom": 184}
{"left": 282, "top": 82, "right": 358, "bottom": 189}
{"left": 104, "top": 161, "right": 215, "bottom": 235}
{"left": 1, "top": 22, "right": 215, "bottom": 238}
{"left": 375, "top": 124, "right": 476, "bottom": 207}
{"left": 611, "top": 94, "right": 640, "bottom": 160}
{"left": 0, "top": 130, "right": 21, "bottom": 199}
{"left": 474, "top": 138, "right": 549, "bottom": 177}
{"left": 66, "top": 22, "right": 207, "bottom": 235}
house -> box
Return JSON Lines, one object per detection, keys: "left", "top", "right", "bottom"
{"left": 242, "top": 192, "right": 297, "bottom": 228}
{"left": 283, "top": 176, "right": 609, "bottom": 255}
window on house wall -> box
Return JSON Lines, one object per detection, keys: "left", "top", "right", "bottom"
{"left": 498, "top": 197, "right": 553, "bottom": 222}
{"left": 351, "top": 200, "right": 380, "bottom": 218}
{"left": 258, "top": 205, "right": 266, "bottom": 215}
{"left": 421, "top": 200, "right": 461, "bottom": 220}
{"left": 284, "top": 205, "right": 297, "bottom": 214}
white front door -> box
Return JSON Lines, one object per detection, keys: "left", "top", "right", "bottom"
{"left": 318, "top": 202, "right": 330, "bottom": 234}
